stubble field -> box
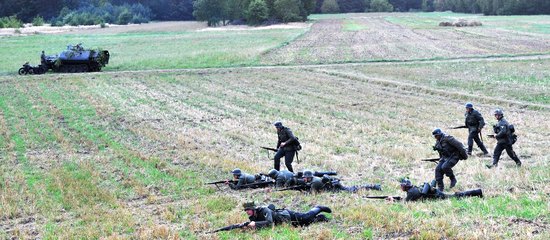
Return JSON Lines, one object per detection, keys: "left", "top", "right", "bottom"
{"left": 0, "top": 12, "right": 549, "bottom": 239}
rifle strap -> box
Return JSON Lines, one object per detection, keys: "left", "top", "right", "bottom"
{"left": 295, "top": 151, "right": 300, "bottom": 164}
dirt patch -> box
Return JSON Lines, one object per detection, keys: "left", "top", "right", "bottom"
{"left": 197, "top": 22, "right": 310, "bottom": 32}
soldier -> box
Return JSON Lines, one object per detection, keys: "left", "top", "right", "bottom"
{"left": 464, "top": 103, "right": 489, "bottom": 156}
{"left": 487, "top": 109, "right": 521, "bottom": 168}
{"left": 267, "top": 169, "right": 295, "bottom": 188}
{"left": 388, "top": 178, "right": 483, "bottom": 202}
{"left": 321, "top": 175, "right": 381, "bottom": 192}
{"left": 40, "top": 51, "right": 47, "bottom": 65}
{"left": 273, "top": 121, "right": 300, "bottom": 172}
{"left": 302, "top": 170, "right": 325, "bottom": 193}
{"left": 242, "top": 202, "right": 331, "bottom": 229}
{"left": 432, "top": 128, "right": 468, "bottom": 191}
{"left": 227, "top": 168, "right": 255, "bottom": 190}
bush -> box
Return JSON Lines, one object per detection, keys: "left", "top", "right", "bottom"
{"left": 32, "top": 16, "right": 45, "bottom": 26}
{"left": 0, "top": 16, "right": 24, "bottom": 28}
{"left": 274, "top": 0, "right": 302, "bottom": 22}
{"left": 247, "top": 0, "right": 269, "bottom": 25}
{"left": 321, "top": 0, "right": 341, "bottom": 13}
{"left": 370, "top": 0, "right": 393, "bottom": 12}
{"left": 117, "top": 9, "right": 133, "bottom": 25}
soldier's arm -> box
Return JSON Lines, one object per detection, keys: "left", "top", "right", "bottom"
{"left": 476, "top": 111, "right": 486, "bottom": 129}
{"left": 283, "top": 128, "right": 297, "bottom": 146}
{"left": 254, "top": 209, "right": 274, "bottom": 228}
{"left": 495, "top": 123, "right": 508, "bottom": 139}
{"left": 448, "top": 136, "right": 468, "bottom": 159}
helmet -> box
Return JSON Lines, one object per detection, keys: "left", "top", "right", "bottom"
{"left": 267, "top": 169, "right": 278, "bottom": 178}
{"left": 231, "top": 168, "right": 242, "bottom": 176}
{"left": 400, "top": 178, "right": 412, "bottom": 188}
{"left": 303, "top": 170, "right": 313, "bottom": 178}
{"left": 243, "top": 202, "right": 256, "bottom": 210}
{"left": 465, "top": 102, "right": 473, "bottom": 108}
{"left": 493, "top": 109, "right": 504, "bottom": 116}
{"left": 273, "top": 121, "right": 283, "bottom": 128}
{"left": 432, "top": 128, "right": 443, "bottom": 136}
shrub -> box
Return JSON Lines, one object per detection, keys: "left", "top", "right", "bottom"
{"left": 117, "top": 9, "right": 133, "bottom": 25}
{"left": 0, "top": 16, "right": 24, "bottom": 28}
{"left": 274, "top": 0, "right": 302, "bottom": 22}
{"left": 32, "top": 16, "right": 45, "bottom": 26}
{"left": 321, "top": 0, "right": 341, "bottom": 13}
{"left": 370, "top": 0, "right": 393, "bottom": 12}
{"left": 247, "top": 0, "right": 269, "bottom": 25}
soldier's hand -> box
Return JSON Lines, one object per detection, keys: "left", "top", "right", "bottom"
{"left": 224, "top": 179, "right": 230, "bottom": 184}
{"left": 280, "top": 142, "right": 286, "bottom": 147}
{"left": 247, "top": 221, "right": 256, "bottom": 229}
{"left": 385, "top": 196, "right": 395, "bottom": 202}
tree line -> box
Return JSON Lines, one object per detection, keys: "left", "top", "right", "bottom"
{"left": 0, "top": 0, "right": 549, "bottom": 28}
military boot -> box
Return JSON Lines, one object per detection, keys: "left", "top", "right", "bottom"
{"left": 486, "top": 163, "right": 498, "bottom": 169}
{"left": 436, "top": 180, "right": 444, "bottom": 192}
{"left": 455, "top": 189, "right": 483, "bottom": 198}
{"left": 314, "top": 205, "right": 332, "bottom": 213}
{"left": 449, "top": 176, "right": 457, "bottom": 189}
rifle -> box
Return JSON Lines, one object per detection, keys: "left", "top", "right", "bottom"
{"left": 277, "top": 184, "right": 309, "bottom": 192}
{"left": 260, "top": 146, "right": 278, "bottom": 159}
{"left": 206, "top": 180, "right": 237, "bottom": 190}
{"left": 421, "top": 158, "right": 440, "bottom": 163}
{"left": 365, "top": 196, "right": 402, "bottom": 200}
{"left": 239, "top": 181, "right": 275, "bottom": 189}
{"left": 449, "top": 126, "right": 468, "bottom": 129}
{"left": 314, "top": 171, "right": 337, "bottom": 177}
{"left": 207, "top": 222, "right": 250, "bottom": 233}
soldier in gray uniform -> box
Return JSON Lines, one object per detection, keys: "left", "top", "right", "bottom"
{"left": 243, "top": 202, "right": 331, "bottom": 229}
{"left": 432, "top": 128, "right": 468, "bottom": 191}
{"left": 388, "top": 179, "right": 483, "bottom": 202}
{"left": 267, "top": 169, "right": 295, "bottom": 188}
{"left": 227, "top": 168, "right": 256, "bottom": 190}
{"left": 487, "top": 109, "right": 521, "bottom": 168}
{"left": 302, "top": 170, "right": 325, "bottom": 193}
{"left": 273, "top": 121, "right": 299, "bottom": 172}
{"left": 464, "top": 103, "right": 489, "bottom": 156}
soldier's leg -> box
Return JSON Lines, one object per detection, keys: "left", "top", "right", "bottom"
{"left": 454, "top": 189, "right": 483, "bottom": 198}
{"left": 274, "top": 149, "right": 285, "bottom": 171}
{"left": 473, "top": 132, "right": 489, "bottom": 154}
{"left": 284, "top": 150, "right": 296, "bottom": 173}
{"left": 435, "top": 161, "right": 445, "bottom": 191}
{"left": 441, "top": 158, "right": 459, "bottom": 188}
{"left": 505, "top": 145, "right": 521, "bottom": 166}
{"left": 290, "top": 206, "right": 331, "bottom": 226}
{"left": 467, "top": 131, "right": 475, "bottom": 154}
{"left": 491, "top": 143, "right": 506, "bottom": 167}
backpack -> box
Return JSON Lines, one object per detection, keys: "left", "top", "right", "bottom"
{"left": 508, "top": 124, "right": 518, "bottom": 145}
{"left": 294, "top": 137, "right": 302, "bottom": 151}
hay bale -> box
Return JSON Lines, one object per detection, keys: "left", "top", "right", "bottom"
{"left": 439, "top": 22, "right": 452, "bottom": 27}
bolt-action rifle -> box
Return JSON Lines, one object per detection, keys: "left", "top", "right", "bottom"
{"left": 365, "top": 196, "right": 402, "bottom": 200}
{"left": 277, "top": 184, "right": 310, "bottom": 192}
{"left": 207, "top": 222, "right": 250, "bottom": 233}
{"left": 239, "top": 181, "right": 275, "bottom": 189}
{"left": 260, "top": 146, "right": 278, "bottom": 159}
{"left": 421, "top": 158, "right": 440, "bottom": 163}
{"left": 449, "top": 125, "right": 468, "bottom": 129}
{"left": 206, "top": 180, "right": 237, "bottom": 190}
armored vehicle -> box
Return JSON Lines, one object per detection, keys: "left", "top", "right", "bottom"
{"left": 42, "top": 43, "right": 110, "bottom": 73}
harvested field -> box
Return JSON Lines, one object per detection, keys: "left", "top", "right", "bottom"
{"left": 261, "top": 13, "right": 550, "bottom": 64}
{"left": 1, "top": 12, "right": 550, "bottom": 239}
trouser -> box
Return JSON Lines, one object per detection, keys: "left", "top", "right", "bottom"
{"left": 288, "top": 208, "right": 324, "bottom": 227}
{"left": 435, "top": 157, "right": 459, "bottom": 190}
{"left": 274, "top": 149, "right": 296, "bottom": 172}
{"left": 492, "top": 142, "right": 520, "bottom": 165}
{"left": 467, "top": 130, "right": 488, "bottom": 154}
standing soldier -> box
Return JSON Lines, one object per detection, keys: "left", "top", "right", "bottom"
{"left": 464, "top": 103, "right": 489, "bottom": 156}
{"left": 273, "top": 121, "right": 299, "bottom": 172}
{"left": 432, "top": 128, "right": 468, "bottom": 191}
{"left": 487, "top": 109, "right": 521, "bottom": 168}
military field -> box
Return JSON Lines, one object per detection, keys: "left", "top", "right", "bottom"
{"left": 1, "top": 12, "right": 549, "bottom": 239}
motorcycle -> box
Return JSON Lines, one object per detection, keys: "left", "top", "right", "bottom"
{"left": 18, "top": 62, "right": 46, "bottom": 75}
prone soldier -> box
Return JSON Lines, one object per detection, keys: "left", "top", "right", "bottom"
{"left": 432, "top": 128, "right": 468, "bottom": 191}
{"left": 303, "top": 170, "right": 381, "bottom": 193}
{"left": 464, "top": 102, "right": 489, "bottom": 156}
{"left": 487, "top": 109, "right": 521, "bottom": 168}
{"left": 267, "top": 169, "right": 295, "bottom": 188}
{"left": 227, "top": 168, "right": 256, "bottom": 190}
{"left": 387, "top": 178, "right": 483, "bottom": 202}
{"left": 242, "top": 202, "right": 331, "bottom": 229}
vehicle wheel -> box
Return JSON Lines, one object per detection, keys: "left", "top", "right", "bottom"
{"left": 18, "top": 68, "right": 25, "bottom": 75}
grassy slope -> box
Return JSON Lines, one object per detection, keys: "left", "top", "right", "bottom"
{"left": 1, "top": 12, "right": 549, "bottom": 239}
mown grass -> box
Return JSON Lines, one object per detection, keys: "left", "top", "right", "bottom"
{"left": 0, "top": 28, "right": 307, "bottom": 75}
{"left": 342, "top": 19, "right": 368, "bottom": 31}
